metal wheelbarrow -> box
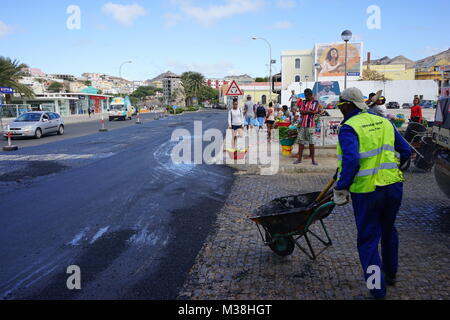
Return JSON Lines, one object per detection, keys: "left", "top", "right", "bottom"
{"left": 250, "top": 177, "right": 337, "bottom": 260}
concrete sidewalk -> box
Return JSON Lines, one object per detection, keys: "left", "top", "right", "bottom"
{"left": 179, "top": 171, "right": 450, "bottom": 300}
{"left": 225, "top": 129, "right": 338, "bottom": 175}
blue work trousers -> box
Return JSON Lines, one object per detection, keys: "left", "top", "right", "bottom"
{"left": 351, "top": 183, "right": 403, "bottom": 298}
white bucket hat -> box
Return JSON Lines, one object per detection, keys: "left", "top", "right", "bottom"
{"left": 340, "top": 87, "right": 369, "bottom": 111}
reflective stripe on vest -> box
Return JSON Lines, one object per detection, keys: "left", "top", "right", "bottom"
{"left": 336, "top": 112, "right": 404, "bottom": 193}
{"left": 337, "top": 144, "right": 398, "bottom": 161}
{"left": 337, "top": 162, "right": 400, "bottom": 179}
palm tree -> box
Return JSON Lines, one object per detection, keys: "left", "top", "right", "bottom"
{"left": 181, "top": 71, "right": 205, "bottom": 107}
{"left": 0, "top": 56, "right": 35, "bottom": 104}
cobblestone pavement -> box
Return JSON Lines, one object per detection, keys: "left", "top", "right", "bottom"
{"left": 179, "top": 171, "right": 450, "bottom": 300}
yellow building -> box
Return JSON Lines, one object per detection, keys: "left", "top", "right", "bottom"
{"left": 415, "top": 58, "right": 450, "bottom": 81}
{"left": 363, "top": 64, "right": 415, "bottom": 80}
{"left": 240, "top": 82, "right": 280, "bottom": 105}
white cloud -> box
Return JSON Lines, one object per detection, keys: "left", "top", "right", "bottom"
{"left": 276, "top": 0, "right": 296, "bottom": 9}
{"left": 168, "top": 0, "right": 265, "bottom": 26}
{"left": 102, "top": 2, "right": 147, "bottom": 26}
{"left": 270, "top": 21, "right": 295, "bottom": 29}
{"left": 0, "top": 21, "right": 13, "bottom": 38}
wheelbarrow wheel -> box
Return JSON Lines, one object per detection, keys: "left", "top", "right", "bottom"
{"left": 266, "top": 231, "right": 295, "bottom": 257}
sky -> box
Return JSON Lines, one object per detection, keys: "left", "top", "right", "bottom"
{"left": 0, "top": 0, "right": 449, "bottom": 81}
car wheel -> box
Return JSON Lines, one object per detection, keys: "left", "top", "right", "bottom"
{"left": 57, "top": 125, "right": 64, "bottom": 135}
{"left": 35, "top": 128, "right": 42, "bottom": 139}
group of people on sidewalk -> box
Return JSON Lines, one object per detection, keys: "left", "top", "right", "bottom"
{"left": 227, "top": 92, "right": 323, "bottom": 167}
{"left": 227, "top": 96, "right": 278, "bottom": 148}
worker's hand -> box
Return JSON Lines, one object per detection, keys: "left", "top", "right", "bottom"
{"left": 333, "top": 189, "right": 350, "bottom": 206}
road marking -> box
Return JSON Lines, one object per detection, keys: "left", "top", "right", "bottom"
{"left": 128, "top": 225, "right": 161, "bottom": 246}
{"left": 90, "top": 226, "right": 110, "bottom": 244}
{"left": 67, "top": 227, "right": 90, "bottom": 246}
{"left": 0, "top": 153, "right": 115, "bottom": 162}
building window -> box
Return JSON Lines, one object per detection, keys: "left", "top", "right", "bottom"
{"left": 295, "top": 58, "right": 301, "bottom": 69}
{"left": 262, "top": 95, "right": 267, "bottom": 105}
{"left": 295, "top": 76, "right": 301, "bottom": 82}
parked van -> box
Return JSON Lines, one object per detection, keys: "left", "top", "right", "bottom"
{"left": 108, "top": 97, "right": 133, "bottom": 121}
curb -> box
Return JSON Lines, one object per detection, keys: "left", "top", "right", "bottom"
{"left": 226, "top": 159, "right": 337, "bottom": 175}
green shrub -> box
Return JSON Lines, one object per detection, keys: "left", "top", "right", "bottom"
{"left": 186, "top": 106, "right": 199, "bottom": 112}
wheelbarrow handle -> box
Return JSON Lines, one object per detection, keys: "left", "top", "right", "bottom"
{"left": 315, "top": 178, "right": 336, "bottom": 204}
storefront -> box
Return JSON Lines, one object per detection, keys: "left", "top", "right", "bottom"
{"left": 14, "top": 93, "right": 112, "bottom": 117}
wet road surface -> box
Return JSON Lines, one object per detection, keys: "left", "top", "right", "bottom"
{"left": 0, "top": 110, "right": 234, "bottom": 300}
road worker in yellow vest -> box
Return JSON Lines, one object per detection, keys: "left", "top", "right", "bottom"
{"left": 333, "top": 88, "right": 412, "bottom": 299}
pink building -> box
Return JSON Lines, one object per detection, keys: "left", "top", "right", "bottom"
{"left": 23, "top": 68, "right": 47, "bottom": 77}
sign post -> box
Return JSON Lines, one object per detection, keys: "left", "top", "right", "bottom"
{"left": 225, "top": 80, "right": 244, "bottom": 109}
{"left": 3, "top": 124, "right": 19, "bottom": 151}
{"left": 136, "top": 109, "right": 142, "bottom": 124}
{"left": 99, "top": 99, "right": 108, "bottom": 132}
{"left": 0, "top": 87, "right": 14, "bottom": 95}
{"left": 225, "top": 80, "right": 244, "bottom": 97}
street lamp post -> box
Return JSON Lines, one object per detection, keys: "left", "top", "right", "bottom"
{"left": 314, "top": 63, "right": 321, "bottom": 83}
{"left": 252, "top": 37, "right": 273, "bottom": 104}
{"left": 341, "top": 30, "right": 352, "bottom": 90}
{"left": 305, "top": 75, "right": 309, "bottom": 89}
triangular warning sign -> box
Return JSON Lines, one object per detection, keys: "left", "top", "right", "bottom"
{"left": 225, "top": 80, "right": 243, "bottom": 96}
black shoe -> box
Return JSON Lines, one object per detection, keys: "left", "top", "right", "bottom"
{"left": 385, "top": 274, "right": 397, "bottom": 286}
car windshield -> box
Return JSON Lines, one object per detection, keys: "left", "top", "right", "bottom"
{"left": 15, "top": 113, "right": 42, "bottom": 122}
{"left": 110, "top": 105, "right": 125, "bottom": 111}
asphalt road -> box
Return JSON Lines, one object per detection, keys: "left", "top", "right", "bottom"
{"left": 0, "top": 110, "right": 234, "bottom": 300}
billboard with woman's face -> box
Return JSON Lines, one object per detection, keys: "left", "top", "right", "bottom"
{"left": 315, "top": 43, "right": 362, "bottom": 77}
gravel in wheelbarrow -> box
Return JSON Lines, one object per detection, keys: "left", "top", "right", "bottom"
{"left": 250, "top": 192, "right": 332, "bottom": 235}
{"left": 249, "top": 192, "right": 335, "bottom": 259}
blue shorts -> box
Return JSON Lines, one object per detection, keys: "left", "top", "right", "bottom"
{"left": 244, "top": 116, "right": 254, "bottom": 126}
{"left": 257, "top": 117, "right": 265, "bottom": 126}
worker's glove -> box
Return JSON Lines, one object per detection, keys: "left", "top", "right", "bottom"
{"left": 333, "top": 189, "right": 350, "bottom": 206}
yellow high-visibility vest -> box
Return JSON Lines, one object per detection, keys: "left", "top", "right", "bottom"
{"left": 337, "top": 112, "right": 405, "bottom": 193}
